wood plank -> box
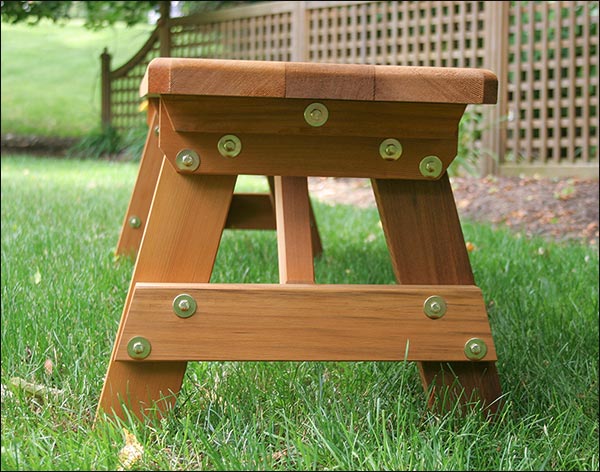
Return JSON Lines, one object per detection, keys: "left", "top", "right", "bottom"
{"left": 143, "top": 57, "right": 497, "bottom": 105}
{"left": 161, "top": 96, "right": 465, "bottom": 139}
{"left": 97, "top": 160, "right": 236, "bottom": 421}
{"left": 115, "top": 102, "right": 163, "bottom": 257}
{"left": 115, "top": 283, "right": 496, "bottom": 362}
{"left": 143, "top": 57, "right": 286, "bottom": 98}
{"left": 375, "top": 65, "right": 498, "bottom": 104}
{"left": 267, "top": 177, "right": 323, "bottom": 259}
{"left": 285, "top": 62, "right": 374, "bottom": 100}
{"left": 158, "top": 121, "right": 459, "bottom": 180}
{"left": 274, "top": 176, "right": 315, "bottom": 283}
{"left": 372, "top": 175, "right": 503, "bottom": 416}
{"left": 225, "top": 193, "right": 276, "bottom": 230}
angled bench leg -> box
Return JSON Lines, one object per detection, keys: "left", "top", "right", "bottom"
{"left": 115, "top": 102, "right": 163, "bottom": 257}
{"left": 98, "top": 159, "right": 236, "bottom": 421}
{"left": 372, "top": 175, "right": 503, "bottom": 416}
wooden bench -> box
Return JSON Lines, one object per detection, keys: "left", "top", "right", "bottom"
{"left": 98, "top": 58, "right": 502, "bottom": 421}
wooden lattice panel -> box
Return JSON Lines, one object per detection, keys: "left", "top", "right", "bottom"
{"left": 307, "top": 1, "right": 487, "bottom": 67}
{"left": 111, "top": 37, "right": 160, "bottom": 132}
{"left": 170, "top": 12, "right": 293, "bottom": 61}
{"left": 505, "top": 1, "right": 599, "bottom": 166}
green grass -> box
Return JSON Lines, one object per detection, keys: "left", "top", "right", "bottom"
{"left": 1, "top": 155, "right": 598, "bottom": 471}
{"left": 1, "top": 19, "right": 153, "bottom": 137}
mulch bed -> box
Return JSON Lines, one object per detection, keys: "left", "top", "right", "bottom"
{"left": 308, "top": 175, "right": 599, "bottom": 247}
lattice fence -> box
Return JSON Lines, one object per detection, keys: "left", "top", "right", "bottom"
{"left": 108, "top": 31, "right": 161, "bottom": 131}
{"left": 504, "top": 0, "right": 598, "bottom": 171}
{"left": 102, "top": 0, "right": 599, "bottom": 176}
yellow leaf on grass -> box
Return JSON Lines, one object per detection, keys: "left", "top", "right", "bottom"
{"left": 117, "top": 428, "right": 144, "bottom": 471}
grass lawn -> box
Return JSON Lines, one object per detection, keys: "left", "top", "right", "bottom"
{"left": 1, "top": 155, "right": 598, "bottom": 471}
{"left": 1, "top": 19, "right": 153, "bottom": 137}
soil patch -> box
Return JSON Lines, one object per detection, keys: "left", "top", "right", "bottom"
{"left": 308, "top": 175, "right": 599, "bottom": 246}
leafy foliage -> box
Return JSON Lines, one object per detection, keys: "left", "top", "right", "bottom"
{"left": 0, "top": 1, "right": 160, "bottom": 30}
{"left": 0, "top": 1, "right": 262, "bottom": 30}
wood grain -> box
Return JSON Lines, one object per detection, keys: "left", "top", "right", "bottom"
{"left": 115, "top": 102, "right": 163, "bottom": 257}
{"left": 267, "top": 177, "right": 323, "bottom": 259}
{"left": 142, "top": 58, "right": 498, "bottom": 105}
{"left": 372, "top": 175, "right": 503, "bottom": 415}
{"left": 274, "top": 176, "right": 315, "bottom": 283}
{"left": 97, "top": 159, "right": 236, "bottom": 421}
{"left": 375, "top": 65, "right": 498, "bottom": 104}
{"left": 285, "top": 62, "right": 375, "bottom": 100}
{"left": 115, "top": 283, "right": 496, "bottom": 361}
{"left": 143, "top": 57, "right": 286, "bottom": 98}
{"left": 225, "top": 193, "right": 276, "bottom": 230}
{"left": 158, "top": 124, "right": 458, "bottom": 179}
{"left": 161, "top": 96, "right": 465, "bottom": 139}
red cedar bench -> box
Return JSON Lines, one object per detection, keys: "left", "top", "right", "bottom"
{"left": 99, "top": 58, "right": 502, "bottom": 422}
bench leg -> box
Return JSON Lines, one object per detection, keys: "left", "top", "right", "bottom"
{"left": 269, "top": 176, "right": 323, "bottom": 259}
{"left": 98, "top": 159, "right": 236, "bottom": 421}
{"left": 372, "top": 175, "right": 503, "bottom": 416}
{"left": 273, "top": 176, "right": 315, "bottom": 284}
{"left": 115, "top": 106, "right": 163, "bottom": 258}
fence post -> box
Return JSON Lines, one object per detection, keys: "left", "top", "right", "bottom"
{"left": 291, "top": 1, "right": 308, "bottom": 61}
{"left": 480, "top": 1, "right": 509, "bottom": 176}
{"left": 158, "top": 1, "right": 171, "bottom": 57}
{"left": 100, "top": 48, "right": 112, "bottom": 130}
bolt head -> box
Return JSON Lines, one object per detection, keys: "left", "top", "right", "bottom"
{"left": 173, "top": 293, "right": 197, "bottom": 318}
{"left": 132, "top": 342, "right": 144, "bottom": 354}
{"left": 181, "top": 154, "right": 194, "bottom": 166}
{"left": 304, "top": 103, "right": 328, "bottom": 127}
{"left": 178, "top": 299, "right": 190, "bottom": 312}
{"left": 379, "top": 138, "right": 402, "bottom": 161}
{"left": 469, "top": 343, "right": 481, "bottom": 355}
{"left": 464, "top": 338, "right": 488, "bottom": 360}
{"left": 129, "top": 215, "right": 141, "bottom": 228}
{"left": 423, "top": 295, "right": 447, "bottom": 319}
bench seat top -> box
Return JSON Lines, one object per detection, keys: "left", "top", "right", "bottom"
{"left": 141, "top": 58, "right": 497, "bottom": 105}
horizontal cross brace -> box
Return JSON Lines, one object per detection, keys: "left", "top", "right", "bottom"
{"left": 116, "top": 283, "right": 496, "bottom": 362}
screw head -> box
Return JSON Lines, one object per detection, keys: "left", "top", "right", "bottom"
{"left": 217, "top": 135, "right": 242, "bottom": 158}
{"left": 153, "top": 125, "right": 159, "bottom": 136}
{"left": 423, "top": 295, "right": 447, "bottom": 319}
{"left": 175, "top": 149, "right": 200, "bottom": 172}
{"left": 304, "top": 103, "right": 329, "bottom": 127}
{"left": 464, "top": 338, "right": 488, "bottom": 360}
{"left": 129, "top": 215, "right": 141, "bottom": 229}
{"left": 127, "top": 336, "right": 151, "bottom": 359}
{"left": 173, "top": 293, "right": 197, "bottom": 318}
{"left": 379, "top": 138, "right": 403, "bottom": 161}
{"left": 419, "top": 155, "right": 443, "bottom": 178}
